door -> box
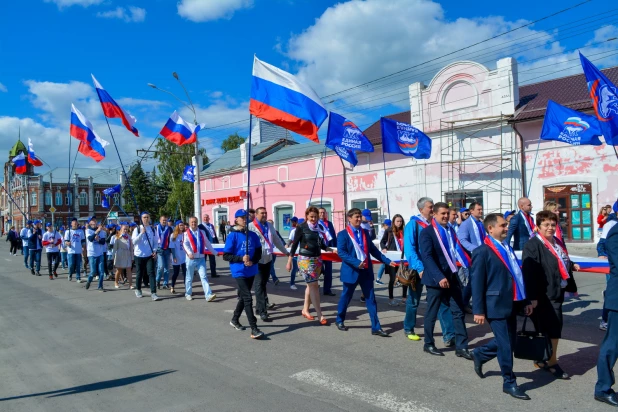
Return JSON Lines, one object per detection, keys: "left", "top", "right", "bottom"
{"left": 275, "top": 205, "right": 293, "bottom": 239}
{"left": 309, "top": 201, "right": 332, "bottom": 219}
{"left": 544, "top": 183, "right": 593, "bottom": 243}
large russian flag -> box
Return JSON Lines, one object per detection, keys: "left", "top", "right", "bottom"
{"left": 27, "top": 138, "right": 44, "bottom": 166}
{"left": 159, "top": 111, "right": 204, "bottom": 146}
{"left": 250, "top": 56, "right": 328, "bottom": 143}
{"left": 70, "top": 104, "right": 109, "bottom": 163}
{"left": 12, "top": 153, "right": 27, "bottom": 174}
{"left": 91, "top": 74, "right": 139, "bottom": 137}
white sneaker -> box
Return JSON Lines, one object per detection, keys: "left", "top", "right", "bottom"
{"left": 206, "top": 294, "right": 217, "bottom": 302}
{"left": 290, "top": 285, "right": 297, "bottom": 290}
{"left": 76, "top": 279, "right": 83, "bottom": 283}
{"left": 152, "top": 293, "right": 161, "bottom": 301}
{"left": 135, "top": 290, "right": 143, "bottom": 298}
{"left": 186, "top": 295, "right": 193, "bottom": 301}
{"left": 600, "top": 321, "right": 608, "bottom": 331}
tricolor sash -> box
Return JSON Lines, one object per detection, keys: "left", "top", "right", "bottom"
{"left": 394, "top": 230, "right": 403, "bottom": 252}
{"left": 347, "top": 224, "right": 369, "bottom": 268}
{"left": 157, "top": 224, "right": 170, "bottom": 249}
{"left": 186, "top": 229, "right": 206, "bottom": 254}
{"left": 536, "top": 234, "right": 570, "bottom": 281}
{"left": 520, "top": 210, "right": 536, "bottom": 237}
{"left": 452, "top": 230, "right": 471, "bottom": 268}
{"left": 318, "top": 220, "right": 333, "bottom": 242}
{"left": 205, "top": 223, "right": 216, "bottom": 240}
{"left": 411, "top": 215, "right": 429, "bottom": 229}
{"left": 253, "top": 219, "right": 273, "bottom": 251}
{"left": 483, "top": 236, "right": 526, "bottom": 301}
{"left": 472, "top": 217, "right": 486, "bottom": 246}
{"left": 431, "top": 219, "right": 458, "bottom": 273}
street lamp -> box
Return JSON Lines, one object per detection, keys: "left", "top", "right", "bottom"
{"left": 147, "top": 74, "right": 203, "bottom": 218}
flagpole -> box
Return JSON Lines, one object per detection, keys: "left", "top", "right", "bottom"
{"left": 246, "top": 114, "right": 253, "bottom": 255}
{"left": 526, "top": 138, "right": 542, "bottom": 197}
{"left": 381, "top": 149, "right": 391, "bottom": 218}
{"left": 308, "top": 148, "right": 324, "bottom": 205}
{"left": 320, "top": 145, "right": 327, "bottom": 208}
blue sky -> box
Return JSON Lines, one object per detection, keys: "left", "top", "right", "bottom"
{"left": 1, "top": 0, "right": 617, "bottom": 172}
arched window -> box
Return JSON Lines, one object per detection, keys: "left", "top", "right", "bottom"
{"left": 113, "top": 193, "right": 119, "bottom": 204}
{"left": 64, "top": 192, "right": 71, "bottom": 206}
{"left": 79, "top": 191, "right": 87, "bottom": 206}
{"left": 31, "top": 191, "right": 37, "bottom": 206}
{"left": 56, "top": 192, "right": 63, "bottom": 206}
{"left": 95, "top": 191, "right": 101, "bottom": 206}
{"left": 45, "top": 191, "right": 52, "bottom": 206}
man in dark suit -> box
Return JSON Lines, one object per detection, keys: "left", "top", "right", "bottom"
{"left": 471, "top": 213, "right": 534, "bottom": 401}
{"left": 318, "top": 207, "right": 338, "bottom": 296}
{"left": 506, "top": 197, "right": 535, "bottom": 251}
{"left": 419, "top": 202, "right": 472, "bottom": 359}
{"left": 199, "top": 214, "right": 219, "bottom": 278}
{"left": 595, "top": 222, "right": 618, "bottom": 406}
{"left": 336, "top": 208, "right": 396, "bottom": 336}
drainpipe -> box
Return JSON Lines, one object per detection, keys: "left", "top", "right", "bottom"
{"left": 511, "top": 122, "right": 527, "bottom": 198}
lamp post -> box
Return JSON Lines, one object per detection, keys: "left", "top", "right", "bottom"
{"left": 148, "top": 74, "right": 203, "bottom": 218}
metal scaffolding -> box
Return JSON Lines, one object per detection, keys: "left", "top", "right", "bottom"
{"left": 439, "top": 114, "right": 519, "bottom": 214}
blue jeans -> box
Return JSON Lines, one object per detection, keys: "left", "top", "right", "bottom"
{"left": 270, "top": 255, "right": 279, "bottom": 282}
{"left": 29, "top": 249, "right": 42, "bottom": 272}
{"left": 290, "top": 257, "right": 298, "bottom": 285}
{"left": 60, "top": 252, "right": 68, "bottom": 268}
{"left": 68, "top": 253, "right": 82, "bottom": 280}
{"left": 185, "top": 257, "right": 213, "bottom": 298}
{"left": 23, "top": 245, "right": 29, "bottom": 267}
{"left": 87, "top": 255, "right": 105, "bottom": 289}
{"left": 376, "top": 264, "right": 385, "bottom": 280}
{"left": 403, "top": 284, "right": 455, "bottom": 342}
{"left": 156, "top": 249, "right": 171, "bottom": 286}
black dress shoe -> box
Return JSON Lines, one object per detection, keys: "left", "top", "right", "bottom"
{"left": 444, "top": 337, "right": 455, "bottom": 347}
{"left": 503, "top": 386, "right": 530, "bottom": 400}
{"left": 371, "top": 329, "right": 390, "bottom": 337}
{"left": 423, "top": 344, "right": 444, "bottom": 356}
{"left": 455, "top": 349, "right": 473, "bottom": 360}
{"left": 336, "top": 322, "right": 348, "bottom": 331}
{"left": 260, "top": 314, "right": 271, "bottom": 322}
{"left": 211, "top": 274, "right": 220, "bottom": 278}
{"left": 595, "top": 392, "right": 618, "bottom": 407}
{"left": 323, "top": 291, "right": 336, "bottom": 296}
{"left": 471, "top": 350, "right": 485, "bottom": 379}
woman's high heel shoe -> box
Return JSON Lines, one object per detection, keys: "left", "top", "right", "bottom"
{"left": 302, "top": 311, "right": 314, "bottom": 321}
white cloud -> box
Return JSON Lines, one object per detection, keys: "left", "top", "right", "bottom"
{"left": 44, "top": 0, "right": 104, "bottom": 8}
{"left": 0, "top": 82, "right": 7, "bottom": 92}
{"left": 116, "top": 97, "right": 168, "bottom": 109}
{"left": 209, "top": 91, "right": 223, "bottom": 99}
{"left": 96, "top": 6, "right": 146, "bottom": 23}
{"left": 177, "top": 0, "right": 253, "bottom": 22}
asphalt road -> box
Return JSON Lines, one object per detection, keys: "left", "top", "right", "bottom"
{"left": 0, "top": 244, "right": 611, "bottom": 412}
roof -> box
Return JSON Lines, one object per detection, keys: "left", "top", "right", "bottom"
{"left": 202, "top": 139, "right": 330, "bottom": 176}
{"left": 514, "top": 65, "right": 618, "bottom": 122}
{"left": 363, "top": 110, "right": 411, "bottom": 146}
{"left": 9, "top": 140, "right": 27, "bottom": 157}
{"left": 36, "top": 167, "right": 121, "bottom": 185}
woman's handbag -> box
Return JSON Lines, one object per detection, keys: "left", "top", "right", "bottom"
{"left": 514, "top": 316, "right": 553, "bottom": 361}
{"left": 395, "top": 246, "right": 418, "bottom": 291}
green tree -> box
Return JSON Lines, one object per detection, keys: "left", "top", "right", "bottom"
{"left": 221, "top": 132, "right": 246, "bottom": 153}
{"left": 152, "top": 138, "right": 208, "bottom": 221}
{"left": 123, "top": 162, "right": 156, "bottom": 215}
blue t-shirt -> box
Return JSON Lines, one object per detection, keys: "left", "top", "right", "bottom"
{"left": 223, "top": 230, "right": 261, "bottom": 278}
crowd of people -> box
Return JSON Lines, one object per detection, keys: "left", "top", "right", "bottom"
{"left": 6, "top": 196, "right": 618, "bottom": 405}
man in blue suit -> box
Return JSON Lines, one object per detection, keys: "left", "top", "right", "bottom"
{"left": 595, "top": 222, "right": 618, "bottom": 407}
{"left": 419, "top": 202, "right": 472, "bottom": 359}
{"left": 336, "top": 208, "right": 396, "bottom": 336}
{"left": 470, "top": 213, "right": 534, "bottom": 401}
{"left": 319, "top": 207, "right": 338, "bottom": 296}
{"left": 456, "top": 201, "right": 486, "bottom": 311}
{"left": 506, "top": 197, "right": 535, "bottom": 251}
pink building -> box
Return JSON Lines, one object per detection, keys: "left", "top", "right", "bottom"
{"left": 199, "top": 138, "right": 346, "bottom": 239}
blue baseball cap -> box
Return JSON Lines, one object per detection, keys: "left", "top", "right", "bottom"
{"left": 88, "top": 215, "right": 97, "bottom": 223}
{"left": 129, "top": 222, "right": 137, "bottom": 227}
{"left": 459, "top": 207, "right": 469, "bottom": 213}
{"left": 45, "top": 222, "right": 52, "bottom": 227}
{"left": 362, "top": 209, "right": 372, "bottom": 219}
{"left": 235, "top": 209, "right": 248, "bottom": 218}
{"left": 504, "top": 210, "right": 513, "bottom": 220}
{"left": 106, "top": 224, "right": 116, "bottom": 229}
{"left": 33, "top": 220, "right": 42, "bottom": 225}
{"left": 298, "top": 218, "right": 305, "bottom": 224}
{"left": 383, "top": 219, "right": 392, "bottom": 226}
{"left": 175, "top": 219, "right": 184, "bottom": 226}
{"left": 60, "top": 226, "right": 65, "bottom": 231}
{"left": 27, "top": 220, "right": 33, "bottom": 225}
{"left": 291, "top": 216, "right": 298, "bottom": 223}
{"left": 70, "top": 217, "right": 78, "bottom": 222}
{"left": 140, "top": 211, "right": 150, "bottom": 217}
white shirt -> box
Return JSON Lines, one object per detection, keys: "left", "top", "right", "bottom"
{"left": 132, "top": 225, "right": 159, "bottom": 258}
{"left": 86, "top": 228, "right": 106, "bottom": 257}
{"left": 171, "top": 234, "right": 186, "bottom": 265}
{"left": 20, "top": 227, "right": 30, "bottom": 247}
{"left": 42, "top": 231, "right": 61, "bottom": 253}
{"left": 64, "top": 228, "right": 85, "bottom": 254}
{"left": 182, "top": 228, "right": 216, "bottom": 259}
{"left": 602, "top": 220, "right": 618, "bottom": 239}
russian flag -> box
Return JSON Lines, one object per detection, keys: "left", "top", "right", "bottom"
{"left": 250, "top": 56, "right": 327, "bottom": 143}
{"left": 159, "top": 111, "right": 205, "bottom": 146}
{"left": 12, "top": 153, "right": 27, "bottom": 174}
{"left": 91, "top": 74, "right": 139, "bottom": 137}
{"left": 70, "top": 104, "right": 109, "bottom": 163}
{"left": 27, "top": 138, "right": 44, "bottom": 166}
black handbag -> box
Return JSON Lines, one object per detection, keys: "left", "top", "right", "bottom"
{"left": 514, "top": 316, "right": 553, "bottom": 361}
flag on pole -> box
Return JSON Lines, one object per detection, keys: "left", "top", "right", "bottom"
{"left": 70, "top": 104, "right": 109, "bottom": 162}
{"left": 27, "top": 138, "right": 44, "bottom": 166}
{"left": 182, "top": 165, "right": 196, "bottom": 183}
{"left": 12, "top": 153, "right": 27, "bottom": 174}
{"left": 540, "top": 100, "right": 603, "bottom": 146}
{"left": 250, "top": 56, "right": 327, "bottom": 143}
{"left": 159, "top": 111, "right": 205, "bottom": 146}
{"left": 325, "top": 112, "right": 374, "bottom": 167}
{"left": 91, "top": 74, "right": 139, "bottom": 137}
{"left": 380, "top": 117, "right": 432, "bottom": 159}
{"left": 579, "top": 52, "right": 618, "bottom": 145}
{"left": 102, "top": 195, "right": 110, "bottom": 208}
{"left": 103, "top": 184, "right": 121, "bottom": 196}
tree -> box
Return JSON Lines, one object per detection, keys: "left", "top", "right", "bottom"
{"left": 123, "top": 162, "right": 156, "bottom": 216}
{"left": 221, "top": 132, "right": 246, "bottom": 153}
{"left": 152, "top": 138, "right": 208, "bottom": 221}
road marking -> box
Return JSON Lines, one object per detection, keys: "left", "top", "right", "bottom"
{"left": 291, "top": 369, "right": 435, "bottom": 412}
{"left": 5, "top": 259, "right": 11, "bottom": 262}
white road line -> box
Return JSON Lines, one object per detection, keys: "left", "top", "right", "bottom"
{"left": 291, "top": 369, "right": 436, "bottom": 412}
{"left": 5, "top": 259, "right": 11, "bottom": 262}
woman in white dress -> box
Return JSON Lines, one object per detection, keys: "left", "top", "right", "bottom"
{"left": 113, "top": 224, "right": 133, "bottom": 289}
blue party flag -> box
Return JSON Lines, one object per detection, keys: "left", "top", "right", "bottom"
{"left": 380, "top": 117, "right": 432, "bottom": 159}
{"left": 540, "top": 100, "right": 603, "bottom": 146}
{"left": 182, "top": 165, "right": 196, "bottom": 183}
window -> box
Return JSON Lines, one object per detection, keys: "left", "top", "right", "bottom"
{"left": 278, "top": 166, "right": 289, "bottom": 182}
{"left": 95, "top": 191, "right": 101, "bottom": 206}
{"left": 309, "top": 200, "right": 332, "bottom": 218}
{"left": 61, "top": 192, "right": 69, "bottom": 206}
{"left": 45, "top": 191, "right": 52, "bottom": 206}
{"left": 31, "top": 191, "right": 37, "bottom": 206}
{"left": 79, "top": 191, "right": 87, "bottom": 206}
{"left": 351, "top": 199, "right": 379, "bottom": 231}
{"left": 113, "top": 193, "right": 119, "bottom": 204}
{"left": 221, "top": 176, "right": 230, "bottom": 189}
{"left": 444, "top": 191, "right": 483, "bottom": 210}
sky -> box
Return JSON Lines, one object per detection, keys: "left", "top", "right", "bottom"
{"left": 1, "top": 0, "right": 617, "bottom": 176}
